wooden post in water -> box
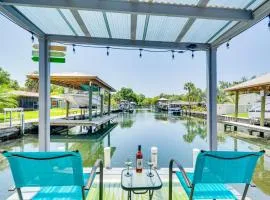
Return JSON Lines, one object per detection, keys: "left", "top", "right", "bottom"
{"left": 89, "top": 82, "right": 93, "bottom": 121}
{"left": 66, "top": 101, "right": 70, "bottom": 119}
{"left": 100, "top": 88, "right": 104, "bottom": 118}
{"left": 108, "top": 92, "right": 111, "bottom": 115}
{"left": 260, "top": 90, "right": 266, "bottom": 127}
{"left": 234, "top": 91, "right": 239, "bottom": 119}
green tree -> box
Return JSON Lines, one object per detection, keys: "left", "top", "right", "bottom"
{"left": 136, "top": 94, "right": 145, "bottom": 106}
{"left": 51, "top": 84, "right": 64, "bottom": 95}
{"left": 0, "top": 85, "right": 18, "bottom": 110}
{"left": 114, "top": 87, "right": 138, "bottom": 103}
{"left": 0, "top": 67, "right": 20, "bottom": 89}
{"left": 25, "top": 71, "right": 39, "bottom": 92}
{"left": 184, "top": 82, "right": 195, "bottom": 102}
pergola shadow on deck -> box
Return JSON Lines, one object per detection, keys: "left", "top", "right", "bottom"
{"left": 0, "top": 0, "right": 269, "bottom": 152}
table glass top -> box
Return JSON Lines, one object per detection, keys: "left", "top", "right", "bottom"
{"left": 121, "top": 169, "right": 162, "bottom": 190}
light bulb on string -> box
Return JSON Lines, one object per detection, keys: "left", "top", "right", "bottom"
{"left": 31, "top": 33, "right": 34, "bottom": 43}
{"left": 72, "top": 44, "right": 76, "bottom": 54}
{"left": 191, "top": 50, "right": 194, "bottom": 59}
{"left": 226, "top": 40, "right": 230, "bottom": 49}
{"left": 106, "top": 47, "right": 110, "bottom": 56}
{"left": 171, "top": 50, "right": 175, "bottom": 60}
{"left": 268, "top": 14, "right": 270, "bottom": 31}
{"left": 139, "top": 49, "right": 142, "bottom": 58}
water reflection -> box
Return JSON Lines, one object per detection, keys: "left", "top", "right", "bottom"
{"left": 183, "top": 117, "right": 207, "bottom": 143}
{"left": 253, "top": 156, "right": 270, "bottom": 195}
{"left": 0, "top": 111, "right": 269, "bottom": 198}
{"left": 118, "top": 113, "right": 135, "bottom": 128}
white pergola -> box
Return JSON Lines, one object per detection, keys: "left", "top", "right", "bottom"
{"left": 0, "top": 0, "right": 269, "bottom": 151}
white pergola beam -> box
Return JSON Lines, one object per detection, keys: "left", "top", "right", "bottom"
{"left": 206, "top": 47, "right": 217, "bottom": 151}
{"left": 38, "top": 38, "right": 50, "bottom": 152}
{"left": 47, "top": 34, "right": 210, "bottom": 51}
{"left": 0, "top": 0, "right": 254, "bottom": 21}
{"left": 212, "top": 0, "right": 270, "bottom": 47}
{"left": 0, "top": 4, "right": 44, "bottom": 37}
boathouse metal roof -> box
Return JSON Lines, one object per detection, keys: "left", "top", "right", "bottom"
{"left": 27, "top": 72, "right": 116, "bottom": 92}
{"left": 225, "top": 73, "right": 270, "bottom": 92}
{"left": 0, "top": 0, "right": 269, "bottom": 50}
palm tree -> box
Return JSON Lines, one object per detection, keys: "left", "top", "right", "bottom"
{"left": 0, "top": 85, "right": 18, "bottom": 111}
{"left": 184, "top": 82, "right": 196, "bottom": 108}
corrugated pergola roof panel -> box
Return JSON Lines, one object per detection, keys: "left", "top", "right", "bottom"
{"left": 225, "top": 73, "right": 270, "bottom": 92}
{"left": 0, "top": 0, "right": 269, "bottom": 50}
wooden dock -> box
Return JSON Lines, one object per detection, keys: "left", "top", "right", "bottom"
{"left": 50, "top": 115, "right": 117, "bottom": 127}
{"left": 223, "top": 121, "right": 270, "bottom": 138}
{"left": 0, "top": 127, "right": 21, "bottom": 141}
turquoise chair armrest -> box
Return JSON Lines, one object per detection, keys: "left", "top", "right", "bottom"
{"left": 84, "top": 159, "right": 103, "bottom": 190}
{"left": 169, "top": 159, "right": 193, "bottom": 200}
{"left": 169, "top": 159, "right": 192, "bottom": 188}
{"left": 84, "top": 159, "right": 103, "bottom": 200}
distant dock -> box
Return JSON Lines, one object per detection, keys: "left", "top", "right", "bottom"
{"left": 181, "top": 110, "right": 270, "bottom": 138}
{"left": 49, "top": 115, "right": 117, "bottom": 127}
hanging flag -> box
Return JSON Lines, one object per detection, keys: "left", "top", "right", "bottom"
{"left": 32, "top": 44, "right": 67, "bottom": 63}
{"left": 32, "top": 50, "right": 66, "bottom": 57}
{"left": 32, "top": 44, "right": 67, "bottom": 52}
{"left": 32, "top": 57, "right": 66, "bottom": 63}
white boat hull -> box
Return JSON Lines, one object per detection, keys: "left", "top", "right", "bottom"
{"left": 64, "top": 94, "right": 100, "bottom": 107}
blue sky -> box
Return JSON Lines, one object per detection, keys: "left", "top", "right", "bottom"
{"left": 0, "top": 15, "right": 269, "bottom": 97}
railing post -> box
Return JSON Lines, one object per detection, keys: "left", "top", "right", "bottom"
{"left": 108, "top": 92, "right": 111, "bottom": 115}
{"left": 38, "top": 38, "right": 50, "bottom": 151}
{"left": 104, "top": 147, "right": 111, "bottom": 169}
{"left": 206, "top": 47, "right": 217, "bottom": 151}
{"left": 88, "top": 82, "right": 92, "bottom": 121}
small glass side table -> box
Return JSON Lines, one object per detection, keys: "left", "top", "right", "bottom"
{"left": 121, "top": 169, "right": 162, "bottom": 200}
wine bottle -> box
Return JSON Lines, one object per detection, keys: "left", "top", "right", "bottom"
{"left": 136, "top": 145, "right": 143, "bottom": 173}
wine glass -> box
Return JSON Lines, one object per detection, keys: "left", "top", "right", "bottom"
{"left": 125, "top": 158, "right": 132, "bottom": 177}
{"left": 147, "top": 158, "right": 154, "bottom": 177}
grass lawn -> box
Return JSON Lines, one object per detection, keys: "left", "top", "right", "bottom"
{"left": 225, "top": 112, "right": 249, "bottom": 118}
{"left": 0, "top": 108, "right": 80, "bottom": 123}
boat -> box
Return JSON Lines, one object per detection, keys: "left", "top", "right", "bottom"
{"left": 248, "top": 96, "right": 270, "bottom": 124}
{"left": 119, "top": 100, "right": 135, "bottom": 113}
{"left": 156, "top": 98, "right": 169, "bottom": 111}
{"left": 63, "top": 93, "right": 100, "bottom": 108}
{"left": 168, "top": 103, "right": 182, "bottom": 114}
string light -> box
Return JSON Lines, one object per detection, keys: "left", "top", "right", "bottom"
{"left": 106, "top": 47, "right": 110, "bottom": 56}
{"left": 226, "top": 39, "right": 230, "bottom": 49}
{"left": 31, "top": 33, "right": 34, "bottom": 43}
{"left": 72, "top": 44, "right": 76, "bottom": 54}
{"left": 57, "top": 42, "right": 199, "bottom": 59}
{"left": 171, "top": 50, "right": 175, "bottom": 60}
{"left": 186, "top": 44, "right": 196, "bottom": 59}
{"left": 268, "top": 14, "right": 270, "bottom": 31}
{"left": 139, "top": 49, "right": 142, "bottom": 58}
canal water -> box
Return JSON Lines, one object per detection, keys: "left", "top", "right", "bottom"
{"left": 0, "top": 111, "right": 269, "bottom": 199}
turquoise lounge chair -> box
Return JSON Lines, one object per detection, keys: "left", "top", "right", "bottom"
{"left": 2, "top": 151, "right": 103, "bottom": 200}
{"left": 169, "top": 150, "right": 265, "bottom": 200}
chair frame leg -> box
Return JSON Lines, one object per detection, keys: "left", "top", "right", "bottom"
{"left": 17, "top": 188, "right": 23, "bottom": 200}
{"left": 189, "top": 185, "right": 195, "bottom": 200}
{"left": 99, "top": 162, "right": 103, "bottom": 200}
{"left": 241, "top": 184, "right": 249, "bottom": 200}
{"left": 169, "top": 160, "right": 173, "bottom": 200}
{"left": 81, "top": 187, "right": 86, "bottom": 200}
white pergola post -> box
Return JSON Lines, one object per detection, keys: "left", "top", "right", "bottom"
{"left": 38, "top": 38, "right": 50, "bottom": 151}
{"left": 206, "top": 47, "right": 217, "bottom": 151}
